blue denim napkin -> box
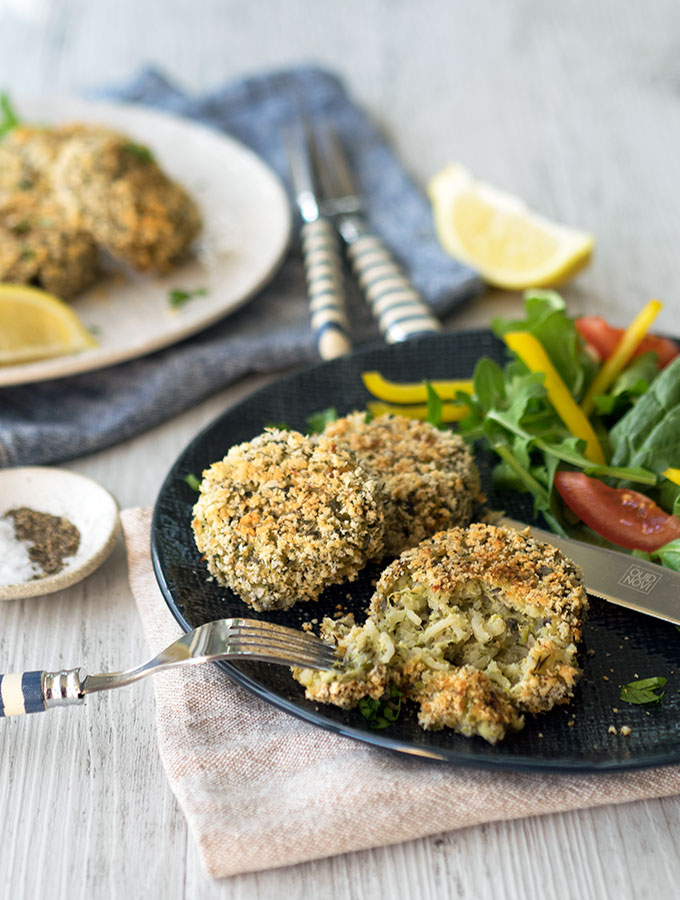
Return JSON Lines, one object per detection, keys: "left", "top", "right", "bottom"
{"left": 0, "top": 66, "right": 480, "bottom": 468}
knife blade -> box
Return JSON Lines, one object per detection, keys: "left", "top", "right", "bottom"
{"left": 501, "top": 517, "right": 680, "bottom": 627}
{"left": 311, "top": 122, "right": 442, "bottom": 342}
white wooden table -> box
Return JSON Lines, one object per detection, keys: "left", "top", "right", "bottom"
{"left": 1, "top": 1, "right": 679, "bottom": 897}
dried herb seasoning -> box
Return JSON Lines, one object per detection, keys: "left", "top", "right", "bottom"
{"left": 6, "top": 507, "right": 80, "bottom": 576}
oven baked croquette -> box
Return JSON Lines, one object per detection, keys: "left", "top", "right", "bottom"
{"left": 51, "top": 127, "right": 202, "bottom": 272}
{"left": 0, "top": 195, "right": 99, "bottom": 299}
{"left": 294, "top": 523, "right": 587, "bottom": 743}
{"left": 192, "top": 429, "right": 386, "bottom": 611}
{"left": 319, "top": 412, "right": 483, "bottom": 557}
{"left": 0, "top": 122, "right": 202, "bottom": 298}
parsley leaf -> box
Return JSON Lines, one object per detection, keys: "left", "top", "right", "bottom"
{"left": 183, "top": 473, "right": 201, "bottom": 492}
{"left": 123, "top": 141, "right": 155, "bottom": 163}
{"left": 306, "top": 407, "right": 337, "bottom": 434}
{"left": 0, "top": 91, "right": 20, "bottom": 138}
{"left": 619, "top": 676, "right": 667, "bottom": 704}
{"left": 358, "top": 685, "right": 403, "bottom": 729}
{"left": 169, "top": 287, "right": 208, "bottom": 308}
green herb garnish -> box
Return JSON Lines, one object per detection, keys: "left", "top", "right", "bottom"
{"left": 11, "top": 220, "right": 31, "bottom": 235}
{"left": 124, "top": 141, "right": 155, "bottom": 163}
{"left": 358, "top": 685, "right": 403, "bottom": 729}
{"left": 0, "top": 91, "right": 20, "bottom": 138}
{"left": 306, "top": 407, "right": 337, "bottom": 434}
{"left": 265, "top": 421, "right": 291, "bottom": 431}
{"left": 169, "top": 287, "right": 208, "bottom": 309}
{"left": 425, "top": 381, "right": 443, "bottom": 428}
{"left": 183, "top": 473, "right": 201, "bottom": 492}
{"left": 619, "top": 676, "right": 667, "bottom": 705}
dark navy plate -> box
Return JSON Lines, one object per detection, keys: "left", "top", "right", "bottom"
{"left": 151, "top": 331, "right": 680, "bottom": 772}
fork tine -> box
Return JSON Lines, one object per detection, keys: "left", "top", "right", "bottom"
{"left": 231, "top": 619, "right": 331, "bottom": 650}
{"left": 227, "top": 644, "right": 336, "bottom": 670}
{"left": 229, "top": 630, "right": 336, "bottom": 660}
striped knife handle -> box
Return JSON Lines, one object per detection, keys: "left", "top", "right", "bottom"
{"left": 0, "top": 669, "right": 85, "bottom": 716}
{"left": 346, "top": 234, "right": 441, "bottom": 342}
{"left": 300, "top": 218, "right": 352, "bottom": 360}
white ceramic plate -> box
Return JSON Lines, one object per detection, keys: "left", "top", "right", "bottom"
{"left": 0, "top": 98, "right": 292, "bottom": 386}
{"left": 0, "top": 467, "right": 120, "bottom": 600}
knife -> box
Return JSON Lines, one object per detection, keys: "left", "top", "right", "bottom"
{"left": 311, "top": 123, "right": 442, "bottom": 343}
{"left": 285, "top": 122, "right": 352, "bottom": 361}
{"left": 501, "top": 517, "right": 680, "bottom": 627}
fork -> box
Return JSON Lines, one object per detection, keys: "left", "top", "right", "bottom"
{"left": 312, "top": 123, "right": 442, "bottom": 343}
{"left": 0, "top": 618, "right": 337, "bottom": 717}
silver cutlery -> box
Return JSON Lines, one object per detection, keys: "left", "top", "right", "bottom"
{"left": 285, "top": 123, "right": 352, "bottom": 361}
{"left": 502, "top": 517, "right": 680, "bottom": 627}
{"left": 312, "top": 122, "right": 442, "bottom": 343}
{"left": 0, "top": 618, "right": 337, "bottom": 718}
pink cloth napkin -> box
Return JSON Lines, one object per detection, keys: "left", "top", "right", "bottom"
{"left": 122, "top": 506, "right": 680, "bottom": 879}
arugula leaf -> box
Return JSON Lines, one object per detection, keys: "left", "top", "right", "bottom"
{"left": 650, "top": 539, "right": 680, "bottom": 572}
{"left": 358, "top": 685, "right": 403, "bottom": 729}
{"left": 492, "top": 290, "right": 598, "bottom": 398}
{"left": 0, "top": 92, "right": 19, "bottom": 138}
{"left": 592, "top": 352, "right": 660, "bottom": 417}
{"left": 169, "top": 287, "right": 208, "bottom": 308}
{"left": 264, "top": 421, "right": 290, "bottom": 431}
{"left": 610, "top": 355, "right": 680, "bottom": 468}
{"left": 425, "top": 381, "right": 443, "bottom": 428}
{"left": 619, "top": 676, "right": 666, "bottom": 705}
{"left": 306, "top": 407, "right": 337, "bottom": 434}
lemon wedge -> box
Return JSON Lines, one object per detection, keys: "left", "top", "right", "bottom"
{"left": 0, "top": 284, "right": 97, "bottom": 365}
{"left": 428, "top": 163, "right": 594, "bottom": 290}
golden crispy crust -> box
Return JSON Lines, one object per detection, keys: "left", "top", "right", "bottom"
{"left": 0, "top": 194, "right": 99, "bottom": 299}
{"left": 296, "top": 524, "right": 588, "bottom": 744}
{"left": 372, "top": 523, "right": 587, "bottom": 630}
{"left": 51, "top": 128, "right": 202, "bottom": 272}
{"left": 320, "top": 413, "right": 483, "bottom": 557}
{"left": 192, "top": 429, "right": 386, "bottom": 611}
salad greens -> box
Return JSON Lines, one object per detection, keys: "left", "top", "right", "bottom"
{"left": 449, "top": 291, "right": 680, "bottom": 565}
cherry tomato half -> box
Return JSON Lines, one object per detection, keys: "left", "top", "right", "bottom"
{"left": 576, "top": 316, "right": 679, "bottom": 369}
{"left": 554, "top": 471, "right": 680, "bottom": 551}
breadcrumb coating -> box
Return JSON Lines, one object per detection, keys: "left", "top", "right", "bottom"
{"left": 0, "top": 194, "right": 99, "bottom": 299}
{"left": 192, "top": 429, "right": 386, "bottom": 611}
{"left": 51, "top": 127, "right": 202, "bottom": 272}
{"left": 294, "top": 524, "right": 587, "bottom": 744}
{"left": 319, "top": 413, "right": 483, "bottom": 557}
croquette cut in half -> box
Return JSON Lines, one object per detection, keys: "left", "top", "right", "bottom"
{"left": 191, "top": 429, "right": 386, "bottom": 611}
{"left": 319, "top": 413, "right": 483, "bottom": 558}
{"left": 293, "top": 523, "right": 588, "bottom": 744}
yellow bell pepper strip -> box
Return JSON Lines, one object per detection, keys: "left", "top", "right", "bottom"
{"left": 663, "top": 467, "right": 680, "bottom": 486}
{"left": 366, "top": 400, "right": 468, "bottom": 422}
{"left": 362, "top": 370, "right": 473, "bottom": 403}
{"left": 580, "top": 299, "right": 664, "bottom": 417}
{"left": 504, "top": 331, "right": 607, "bottom": 465}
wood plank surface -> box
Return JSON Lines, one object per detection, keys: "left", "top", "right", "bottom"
{"left": 1, "top": 1, "right": 679, "bottom": 898}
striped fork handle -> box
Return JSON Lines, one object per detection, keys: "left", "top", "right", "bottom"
{"left": 300, "top": 218, "right": 352, "bottom": 360}
{"left": 345, "top": 234, "right": 441, "bottom": 342}
{"left": 0, "top": 669, "right": 84, "bottom": 716}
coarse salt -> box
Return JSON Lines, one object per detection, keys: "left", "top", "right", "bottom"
{"left": 0, "top": 517, "right": 42, "bottom": 586}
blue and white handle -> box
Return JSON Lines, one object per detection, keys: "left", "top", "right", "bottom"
{"left": 345, "top": 233, "right": 441, "bottom": 342}
{"left": 0, "top": 669, "right": 85, "bottom": 716}
{"left": 300, "top": 217, "right": 352, "bottom": 360}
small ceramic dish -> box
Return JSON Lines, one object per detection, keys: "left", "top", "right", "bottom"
{"left": 0, "top": 467, "right": 120, "bottom": 600}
